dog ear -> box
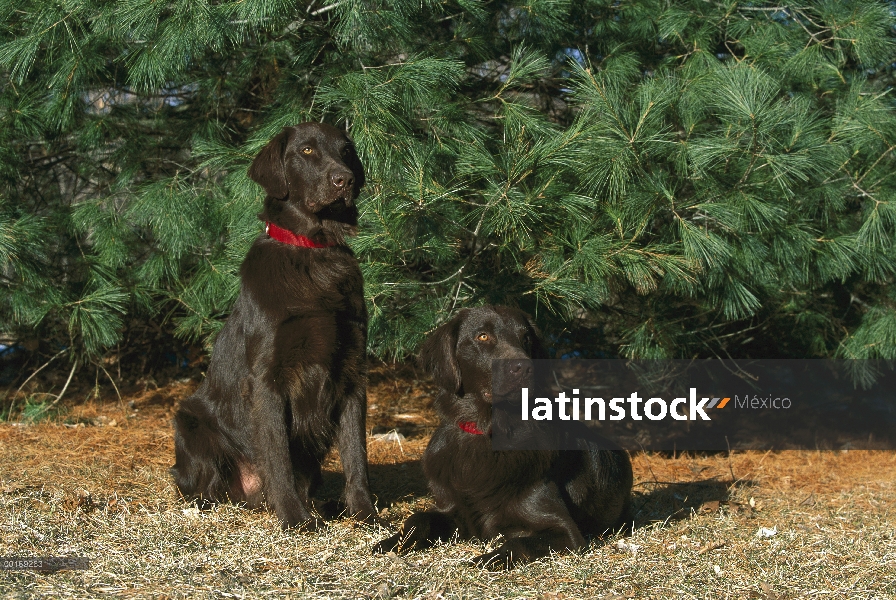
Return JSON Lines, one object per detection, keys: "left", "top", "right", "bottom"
{"left": 523, "top": 314, "right": 549, "bottom": 359}
{"left": 418, "top": 312, "right": 465, "bottom": 394}
{"left": 248, "top": 128, "right": 292, "bottom": 199}
{"left": 344, "top": 141, "right": 366, "bottom": 194}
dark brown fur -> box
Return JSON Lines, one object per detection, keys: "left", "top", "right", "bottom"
{"left": 374, "top": 306, "right": 633, "bottom": 567}
{"left": 170, "top": 123, "right": 375, "bottom": 529}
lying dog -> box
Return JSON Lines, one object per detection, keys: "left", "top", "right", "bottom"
{"left": 374, "top": 306, "right": 632, "bottom": 567}
{"left": 170, "top": 122, "right": 376, "bottom": 529}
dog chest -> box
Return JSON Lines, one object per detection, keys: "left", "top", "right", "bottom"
{"left": 241, "top": 242, "right": 366, "bottom": 316}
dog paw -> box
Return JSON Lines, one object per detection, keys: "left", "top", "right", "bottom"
{"left": 372, "top": 533, "right": 402, "bottom": 554}
{"left": 350, "top": 507, "right": 382, "bottom": 527}
{"left": 470, "top": 549, "right": 515, "bottom": 570}
{"left": 282, "top": 516, "right": 325, "bottom": 533}
{"left": 193, "top": 497, "right": 217, "bottom": 511}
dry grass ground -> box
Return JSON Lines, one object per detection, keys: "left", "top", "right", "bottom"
{"left": 1, "top": 364, "right": 894, "bottom": 599}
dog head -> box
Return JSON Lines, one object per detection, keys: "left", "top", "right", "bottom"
{"left": 419, "top": 306, "right": 546, "bottom": 402}
{"left": 248, "top": 122, "right": 365, "bottom": 236}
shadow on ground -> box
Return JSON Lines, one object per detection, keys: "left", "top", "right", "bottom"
{"left": 631, "top": 477, "right": 756, "bottom": 527}
{"left": 321, "top": 458, "right": 753, "bottom": 533}
{"left": 318, "top": 460, "right": 430, "bottom": 511}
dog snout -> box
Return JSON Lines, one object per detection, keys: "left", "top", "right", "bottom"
{"left": 509, "top": 359, "right": 533, "bottom": 378}
{"left": 495, "top": 357, "right": 534, "bottom": 392}
{"left": 330, "top": 170, "right": 354, "bottom": 190}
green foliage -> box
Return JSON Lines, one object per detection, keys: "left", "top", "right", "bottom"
{"left": 3, "top": 394, "right": 66, "bottom": 423}
{"left": 1, "top": 0, "right": 896, "bottom": 365}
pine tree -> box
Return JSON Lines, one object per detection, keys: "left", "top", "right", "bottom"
{"left": 1, "top": 1, "right": 895, "bottom": 379}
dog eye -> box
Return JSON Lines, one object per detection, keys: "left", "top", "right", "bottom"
{"left": 302, "top": 147, "right": 313, "bottom": 155}
{"left": 477, "top": 333, "right": 490, "bottom": 342}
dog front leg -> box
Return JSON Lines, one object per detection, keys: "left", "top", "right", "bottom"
{"left": 472, "top": 485, "right": 586, "bottom": 569}
{"left": 250, "top": 380, "right": 317, "bottom": 531}
{"left": 336, "top": 383, "right": 376, "bottom": 523}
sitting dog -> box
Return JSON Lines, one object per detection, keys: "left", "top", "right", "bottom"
{"left": 374, "top": 306, "right": 633, "bottom": 567}
{"left": 170, "top": 122, "right": 376, "bottom": 529}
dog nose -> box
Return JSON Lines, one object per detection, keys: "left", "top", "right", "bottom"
{"left": 509, "top": 360, "right": 533, "bottom": 377}
{"left": 331, "top": 171, "right": 354, "bottom": 189}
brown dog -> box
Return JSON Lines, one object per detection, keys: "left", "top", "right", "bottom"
{"left": 374, "top": 306, "right": 632, "bottom": 567}
{"left": 170, "top": 123, "right": 376, "bottom": 529}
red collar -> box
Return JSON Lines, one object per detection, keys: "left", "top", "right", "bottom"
{"left": 458, "top": 421, "right": 486, "bottom": 435}
{"left": 265, "top": 222, "right": 334, "bottom": 248}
